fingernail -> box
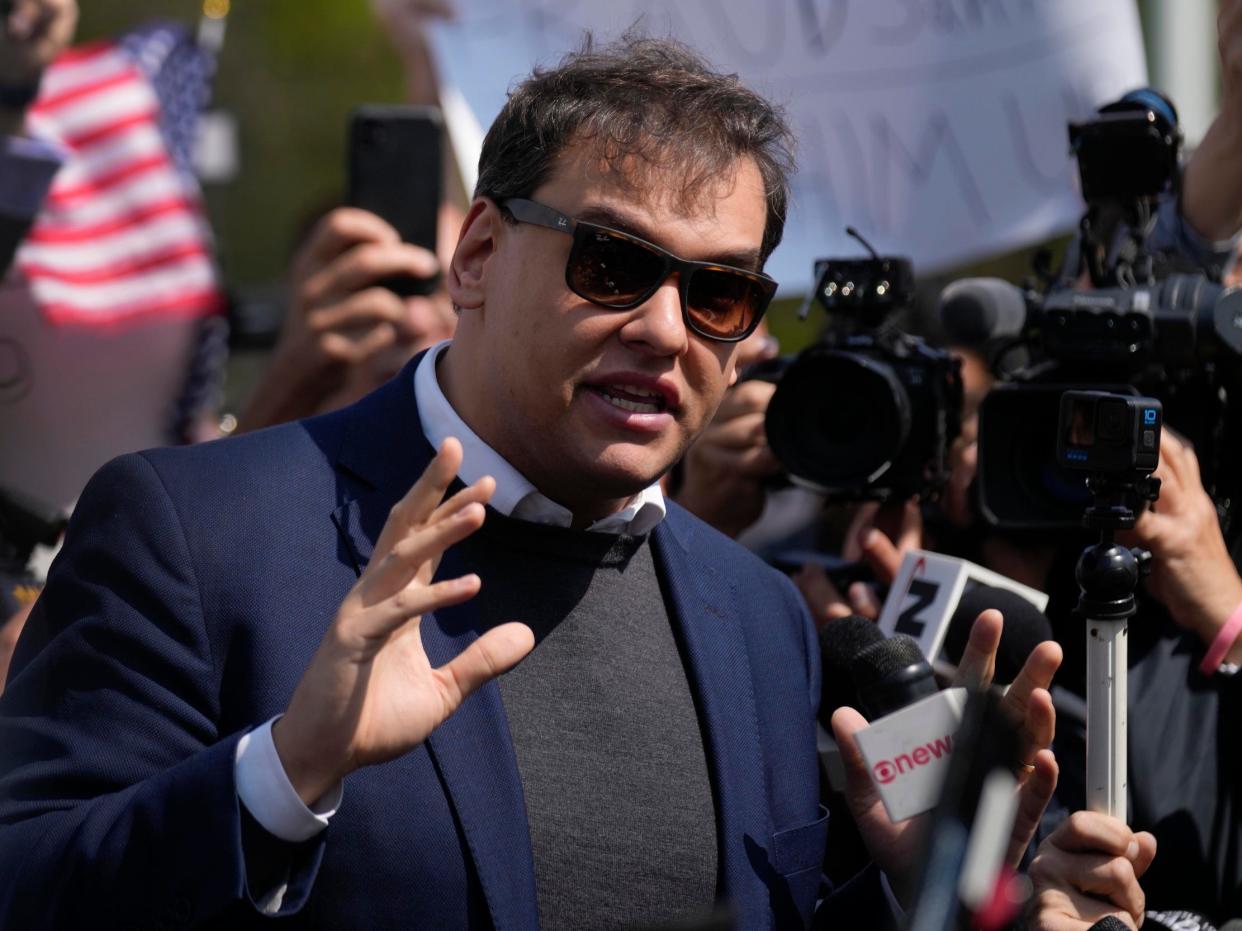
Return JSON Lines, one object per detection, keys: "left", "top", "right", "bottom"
{"left": 861, "top": 529, "right": 878, "bottom": 548}
{"left": 1126, "top": 840, "right": 1139, "bottom": 860}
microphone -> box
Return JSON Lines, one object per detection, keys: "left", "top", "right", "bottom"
{"left": 851, "top": 635, "right": 968, "bottom": 822}
{"left": 852, "top": 633, "right": 938, "bottom": 719}
{"left": 942, "top": 584, "right": 1054, "bottom": 686}
{"left": 817, "top": 614, "right": 884, "bottom": 730}
{"left": 877, "top": 550, "right": 1049, "bottom": 678}
{"left": 938, "top": 278, "right": 1029, "bottom": 347}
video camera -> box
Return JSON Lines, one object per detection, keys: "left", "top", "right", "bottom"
{"left": 758, "top": 232, "right": 963, "bottom": 502}
{"left": 966, "top": 89, "right": 1242, "bottom": 532}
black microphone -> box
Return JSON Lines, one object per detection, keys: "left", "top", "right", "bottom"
{"left": 817, "top": 614, "right": 884, "bottom": 729}
{"left": 1086, "top": 920, "right": 1134, "bottom": 931}
{"left": 850, "top": 633, "right": 938, "bottom": 720}
{"left": 938, "top": 277, "right": 1028, "bottom": 347}
{"left": 941, "top": 584, "right": 1054, "bottom": 686}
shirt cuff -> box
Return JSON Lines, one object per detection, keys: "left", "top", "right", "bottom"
{"left": 234, "top": 716, "right": 342, "bottom": 842}
{"left": 0, "top": 134, "right": 65, "bottom": 220}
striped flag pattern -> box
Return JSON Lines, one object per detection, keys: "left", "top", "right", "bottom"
{"left": 16, "top": 37, "right": 223, "bottom": 329}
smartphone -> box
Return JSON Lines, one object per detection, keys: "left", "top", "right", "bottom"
{"left": 346, "top": 105, "right": 444, "bottom": 297}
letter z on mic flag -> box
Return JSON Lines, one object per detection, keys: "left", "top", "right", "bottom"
{"left": 15, "top": 26, "right": 223, "bottom": 329}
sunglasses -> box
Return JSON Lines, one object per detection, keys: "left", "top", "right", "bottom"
{"left": 500, "top": 198, "right": 776, "bottom": 343}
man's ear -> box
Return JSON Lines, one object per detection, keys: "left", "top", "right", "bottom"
{"left": 447, "top": 198, "right": 500, "bottom": 312}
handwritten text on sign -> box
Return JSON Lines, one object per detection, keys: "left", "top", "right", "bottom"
{"left": 431, "top": 0, "right": 1147, "bottom": 291}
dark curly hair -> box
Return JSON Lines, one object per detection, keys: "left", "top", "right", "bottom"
{"left": 475, "top": 33, "right": 796, "bottom": 263}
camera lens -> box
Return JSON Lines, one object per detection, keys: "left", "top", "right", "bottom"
{"left": 1097, "top": 399, "right": 1128, "bottom": 442}
{"left": 766, "top": 348, "right": 911, "bottom": 493}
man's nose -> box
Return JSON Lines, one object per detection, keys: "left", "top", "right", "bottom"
{"left": 618, "top": 277, "right": 688, "bottom": 356}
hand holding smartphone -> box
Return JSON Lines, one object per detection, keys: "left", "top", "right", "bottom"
{"left": 347, "top": 105, "right": 444, "bottom": 297}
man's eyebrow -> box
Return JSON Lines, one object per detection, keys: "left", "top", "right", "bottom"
{"left": 575, "top": 205, "right": 764, "bottom": 272}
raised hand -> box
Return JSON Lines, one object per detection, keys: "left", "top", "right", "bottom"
{"left": 830, "top": 609, "right": 1062, "bottom": 893}
{"left": 272, "top": 439, "right": 534, "bottom": 804}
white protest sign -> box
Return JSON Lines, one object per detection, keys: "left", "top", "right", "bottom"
{"left": 877, "top": 549, "right": 1049, "bottom": 664}
{"left": 429, "top": 0, "right": 1147, "bottom": 293}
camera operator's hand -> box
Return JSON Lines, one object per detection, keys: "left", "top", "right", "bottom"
{"left": 1125, "top": 431, "right": 1242, "bottom": 668}
{"left": 792, "top": 498, "right": 922, "bottom": 626}
{"left": 1180, "top": 0, "right": 1242, "bottom": 244}
{"left": 831, "top": 610, "right": 1062, "bottom": 898}
{"left": 1026, "top": 811, "right": 1157, "bottom": 931}
{"left": 674, "top": 379, "right": 781, "bottom": 538}
{"left": 238, "top": 208, "right": 454, "bottom": 432}
{"left": 0, "top": 0, "right": 77, "bottom": 135}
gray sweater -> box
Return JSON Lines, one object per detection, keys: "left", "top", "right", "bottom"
{"left": 463, "top": 509, "right": 718, "bottom": 930}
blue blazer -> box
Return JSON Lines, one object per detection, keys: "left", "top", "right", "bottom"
{"left": 0, "top": 356, "right": 890, "bottom": 930}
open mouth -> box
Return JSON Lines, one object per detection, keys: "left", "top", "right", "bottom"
{"left": 590, "top": 385, "right": 669, "bottom": 415}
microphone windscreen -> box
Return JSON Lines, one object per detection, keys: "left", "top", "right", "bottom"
{"left": 938, "top": 277, "right": 1028, "bottom": 347}
{"left": 819, "top": 615, "right": 885, "bottom": 722}
{"left": 1085, "top": 920, "right": 1134, "bottom": 931}
{"left": 851, "top": 634, "right": 937, "bottom": 719}
{"left": 944, "top": 584, "right": 1053, "bottom": 685}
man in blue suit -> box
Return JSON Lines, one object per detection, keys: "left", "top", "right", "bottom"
{"left": 0, "top": 33, "right": 1145, "bottom": 931}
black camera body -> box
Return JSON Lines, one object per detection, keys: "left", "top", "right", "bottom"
{"left": 762, "top": 252, "right": 963, "bottom": 502}
{"left": 976, "top": 277, "right": 1242, "bottom": 530}
{"left": 1058, "top": 391, "right": 1162, "bottom": 478}
{"left": 974, "top": 89, "right": 1242, "bottom": 532}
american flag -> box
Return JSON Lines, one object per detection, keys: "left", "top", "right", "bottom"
{"left": 15, "top": 27, "right": 223, "bottom": 329}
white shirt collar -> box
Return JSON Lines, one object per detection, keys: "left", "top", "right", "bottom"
{"left": 413, "top": 340, "right": 666, "bottom": 535}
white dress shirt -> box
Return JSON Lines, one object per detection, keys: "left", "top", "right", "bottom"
{"left": 235, "top": 339, "right": 667, "bottom": 841}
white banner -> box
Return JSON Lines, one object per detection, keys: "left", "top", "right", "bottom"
{"left": 430, "top": 0, "right": 1147, "bottom": 293}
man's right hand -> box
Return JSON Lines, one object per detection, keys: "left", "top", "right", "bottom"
{"left": 1027, "top": 811, "right": 1157, "bottom": 930}
{"left": 272, "top": 438, "right": 534, "bottom": 805}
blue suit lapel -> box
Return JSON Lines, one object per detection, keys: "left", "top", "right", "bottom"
{"left": 329, "top": 358, "right": 540, "bottom": 931}
{"left": 653, "top": 511, "right": 773, "bottom": 930}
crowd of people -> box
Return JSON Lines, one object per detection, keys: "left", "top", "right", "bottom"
{"left": 2, "top": 0, "right": 1242, "bottom": 928}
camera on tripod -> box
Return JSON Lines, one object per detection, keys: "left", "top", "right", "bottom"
{"left": 972, "top": 89, "right": 1242, "bottom": 531}
{"left": 759, "top": 232, "right": 963, "bottom": 502}
{"left": 1058, "top": 391, "right": 1161, "bottom": 481}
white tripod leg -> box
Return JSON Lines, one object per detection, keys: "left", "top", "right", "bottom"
{"left": 1086, "top": 618, "right": 1128, "bottom": 819}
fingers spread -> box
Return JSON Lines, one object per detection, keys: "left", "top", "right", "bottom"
{"left": 435, "top": 621, "right": 535, "bottom": 711}
{"left": 352, "top": 573, "right": 481, "bottom": 642}
{"left": 371, "top": 439, "right": 468, "bottom": 562}
{"left": 953, "top": 609, "right": 1002, "bottom": 689}
{"left": 1008, "top": 748, "right": 1058, "bottom": 866}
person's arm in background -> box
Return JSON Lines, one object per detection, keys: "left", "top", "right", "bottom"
{"left": 1156, "top": 0, "right": 1242, "bottom": 275}
{"left": 234, "top": 208, "right": 448, "bottom": 432}
{"left": 0, "top": 0, "right": 77, "bottom": 279}
{"left": 1124, "top": 430, "right": 1242, "bottom": 672}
